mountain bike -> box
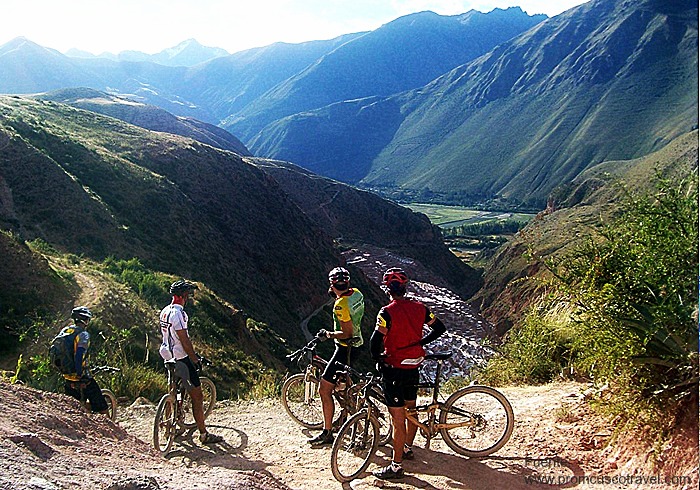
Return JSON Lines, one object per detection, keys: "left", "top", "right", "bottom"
{"left": 152, "top": 357, "right": 217, "bottom": 455}
{"left": 75, "top": 365, "right": 119, "bottom": 421}
{"left": 280, "top": 337, "right": 392, "bottom": 443}
{"left": 330, "top": 352, "right": 514, "bottom": 483}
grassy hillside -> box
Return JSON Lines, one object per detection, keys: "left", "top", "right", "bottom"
{"left": 0, "top": 231, "right": 288, "bottom": 400}
{"left": 472, "top": 129, "right": 699, "bottom": 334}
{"left": 0, "top": 95, "right": 340, "bottom": 344}
{"left": 249, "top": 0, "right": 697, "bottom": 208}
{"left": 35, "top": 88, "right": 251, "bottom": 156}
{"left": 362, "top": 0, "right": 698, "bottom": 207}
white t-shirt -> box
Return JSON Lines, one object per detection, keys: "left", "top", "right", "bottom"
{"left": 159, "top": 303, "right": 188, "bottom": 360}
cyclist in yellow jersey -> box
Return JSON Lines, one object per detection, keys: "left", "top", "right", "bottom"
{"left": 308, "top": 267, "right": 365, "bottom": 445}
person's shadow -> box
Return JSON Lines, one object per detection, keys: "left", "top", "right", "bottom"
{"left": 339, "top": 445, "right": 585, "bottom": 489}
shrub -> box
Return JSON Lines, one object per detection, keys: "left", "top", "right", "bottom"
{"left": 485, "top": 174, "right": 699, "bottom": 417}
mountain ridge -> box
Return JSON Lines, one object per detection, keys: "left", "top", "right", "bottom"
{"left": 250, "top": 0, "right": 697, "bottom": 207}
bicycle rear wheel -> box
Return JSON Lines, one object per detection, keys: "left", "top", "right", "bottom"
{"left": 331, "top": 410, "right": 380, "bottom": 483}
{"left": 182, "top": 377, "right": 217, "bottom": 428}
{"left": 439, "top": 385, "right": 514, "bottom": 457}
{"left": 153, "top": 394, "right": 176, "bottom": 455}
{"left": 100, "top": 389, "right": 118, "bottom": 421}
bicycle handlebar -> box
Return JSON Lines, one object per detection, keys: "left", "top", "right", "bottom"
{"left": 286, "top": 337, "right": 320, "bottom": 361}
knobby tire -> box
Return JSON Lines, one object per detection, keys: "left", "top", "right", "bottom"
{"left": 101, "top": 389, "right": 118, "bottom": 421}
{"left": 439, "top": 385, "right": 514, "bottom": 457}
{"left": 330, "top": 410, "right": 380, "bottom": 483}
{"left": 153, "top": 394, "right": 176, "bottom": 455}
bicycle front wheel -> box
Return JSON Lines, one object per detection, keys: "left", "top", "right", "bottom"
{"left": 281, "top": 372, "right": 324, "bottom": 429}
{"left": 439, "top": 385, "right": 514, "bottom": 457}
{"left": 368, "top": 386, "right": 392, "bottom": 445}
{"left": 331, "top": 410, "right": 380, "bottom": 483}
{"left": 100, "top": 389, "right": 118, "bottom": 421}
{"left": 153, "top": 394, "right": 176, "bottom": 455}
{"left": 182, "top": 377, "right": 217, "bottom": 428}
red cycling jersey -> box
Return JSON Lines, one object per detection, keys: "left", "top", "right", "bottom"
{"left": 376, "top": 297, "right": 434, "bottom": 369}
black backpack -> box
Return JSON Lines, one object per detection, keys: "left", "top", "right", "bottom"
{"left": 49, "top": 326, "right": 82, "bottom": 374}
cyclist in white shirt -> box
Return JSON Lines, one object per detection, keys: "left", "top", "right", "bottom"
{"left": 159, "top": 279, "right": 223, "bottom": 444}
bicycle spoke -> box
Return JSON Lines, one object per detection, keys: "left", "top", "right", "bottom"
{"left": 153, "top": 395, "right": 176, "bottom": 454}
{"left": 282, "top": 373, "right": 324, "bottom": 428}
{"left": 331, "top": 411, "right": 379, "bottom": 483}
{"left": 439, "top": 386, "right": 514, "bottom": 457}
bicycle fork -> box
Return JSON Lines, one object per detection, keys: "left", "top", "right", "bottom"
{"left": 304, "top": 367, "right": 318, "bottom": 404}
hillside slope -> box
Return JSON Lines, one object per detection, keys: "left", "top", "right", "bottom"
{"left": 250, "top": 157, "right": 482, "bottom": 298}
{"left": 0, "top": 95, "right": 338, "bottom": 342}
{"left": 35, "top": 88, "right": 251, "bottom": 156}
{"left": 471, "top": 129, "right": 699, "bottom": 334}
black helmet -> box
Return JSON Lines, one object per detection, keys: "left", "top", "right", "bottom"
{"left": 169, "top": 279, "right": 198, "bottom": 296}
{"left": 71, "top": 306, "right": 93, "bottom": 323}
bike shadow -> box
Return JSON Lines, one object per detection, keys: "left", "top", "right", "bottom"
{"left": 163, "top": 423, "right": 273, "bottom": 474}
{"left": 343, "top": 445, "right": 584, "bottom": 490}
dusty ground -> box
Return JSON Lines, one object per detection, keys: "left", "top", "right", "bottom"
{"left": 2, "top": 380, "right": 696, "bottom": 490}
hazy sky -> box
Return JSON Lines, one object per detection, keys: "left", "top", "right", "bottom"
{"left": 2, "top": 0, "right": 589, "bottom": 55}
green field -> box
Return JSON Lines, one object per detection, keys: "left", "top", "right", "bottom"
{"left": 406, "top": 203, "right": 534, "bottom": 229}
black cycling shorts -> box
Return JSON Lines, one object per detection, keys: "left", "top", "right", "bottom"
{"left": 322, "top": 344, "right": 357, "bottom": 384}
{"left": 381, "top": 365, "right": 420, "bottom": 408}
{"left": 176, "top": 356, "right": 202, "bottom": 388}
{"left": 65, "top": 377, "right": 108, "bottom": 413}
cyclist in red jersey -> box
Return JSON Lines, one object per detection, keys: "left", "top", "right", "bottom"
{"left": 370, "top": 268, "right": 446, "bottom": 480}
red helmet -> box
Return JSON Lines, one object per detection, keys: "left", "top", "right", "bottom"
{"left": 382, "top": 268, "right": 408, "bottom": 286}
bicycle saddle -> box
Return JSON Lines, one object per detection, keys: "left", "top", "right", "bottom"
{"left": 425, "top": 352, "right": 452, "bottom": 361}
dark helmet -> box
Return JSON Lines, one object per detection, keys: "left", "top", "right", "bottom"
{"left": 328, "top": 267, "right": 350, "bottom": 284}
{"left": 71, "top": 306, "right": 93, "bottom": 323}
{"left": 169, "top": 279, "right": 198, "bottom": 296}
{"left": 382, "top": 268, "right": 409, "bottom": 294}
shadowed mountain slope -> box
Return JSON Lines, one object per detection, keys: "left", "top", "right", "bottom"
{"left": 228, "top": 8, "right": 547, "bottom": 141}
{"left": 250, "top": 158, "right": 482, "bottom": 298}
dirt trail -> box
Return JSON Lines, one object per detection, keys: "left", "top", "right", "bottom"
{"left": 2, "top": 380, "right": 697, "bottom": 489}
{"left": 116, "top": 382, "right": 697, "bottom": 490}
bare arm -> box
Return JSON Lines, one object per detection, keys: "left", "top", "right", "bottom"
{"left": 329, "top": 319, "right": 354, "bottom": 340}
{"left": 176, "top": 329, "right": 199, "bottom": 363}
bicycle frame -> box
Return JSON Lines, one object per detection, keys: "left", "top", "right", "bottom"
{"left": 287, "top": 338, "right": 354, "bottom": 411}
{"left": 404, "top": 353, "right": 475, "bottom": 448}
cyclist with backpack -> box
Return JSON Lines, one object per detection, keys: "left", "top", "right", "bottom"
{"left": 370, "top": 268, "right": 446, "bottom": 480}
{"left": 308, "top": 267, "right": 365, "bottom": 446}
{"left": 159, "top": 279, "right": 223, "bottom": 445}
{"left": 51, "top": 306, "right": 109, "bottom": 414}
